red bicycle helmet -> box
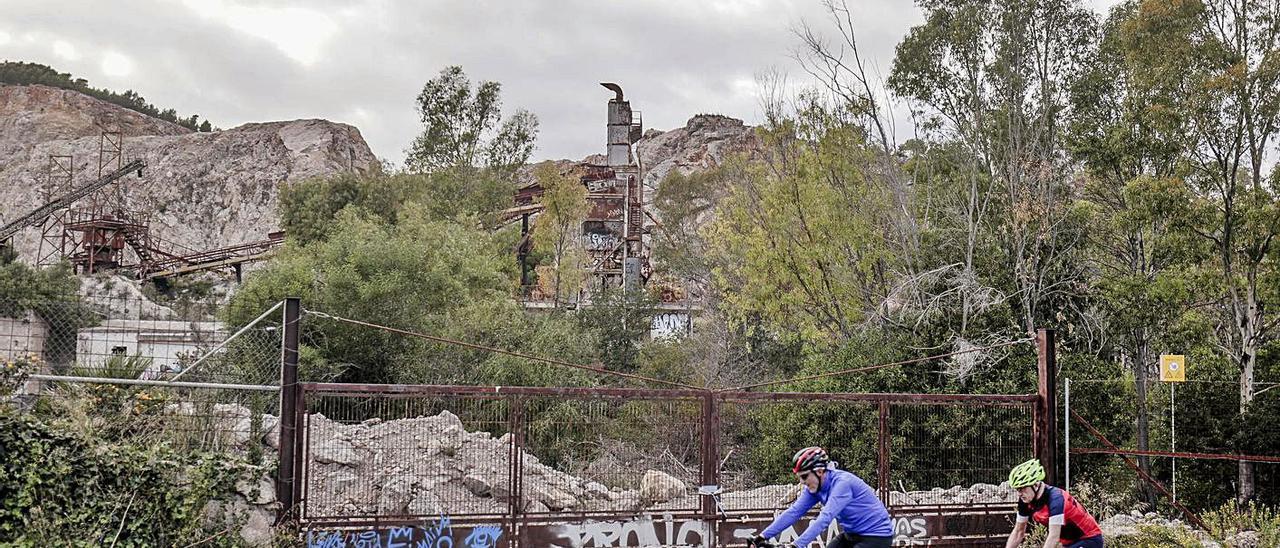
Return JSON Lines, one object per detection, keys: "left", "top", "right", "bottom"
{"left": 791, "top": 446, "right": 830, "bottom": 473}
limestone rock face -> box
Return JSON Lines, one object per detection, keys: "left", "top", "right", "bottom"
{"left": 0, "top": 84, "right": 379, "bottom": 264}
{"left": 634, "top": 113, "right": 760, "bottom": 195}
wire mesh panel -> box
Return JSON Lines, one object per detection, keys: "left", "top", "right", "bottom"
{"left": 519, "top": 394, "right": 704, "bottom": 517}
{"left": 25, "top": 382, "right": 279, "bottom": 457}
{"left": 2, "top": 294, "right": 283, "bottom": 386}
{"left": 299, "top": 387, "right": 707, "bottom": 525}
{"left": 716, "top": 398, "right": 882, "bottom": 513}
{"left": 293, "top": 384, "right": 1041, "bottom": 548}
{"left": 301, "top": 391, "right": 512, "bottom": 522}
{"left": 888, "top": 401, "right": 1031, "bottom": 508}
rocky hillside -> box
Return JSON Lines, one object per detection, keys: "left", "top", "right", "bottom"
{"left": 0, "top": 84, "right": 379, "bottom": 263}
{"left": 635, "top": 113, "right": 759, "bottom": 192}
{"left": 520, "top": 113, "right": 759, "bottom": 211}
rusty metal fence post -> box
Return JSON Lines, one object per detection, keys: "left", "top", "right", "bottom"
{"left": 701, "top": 391, "right": 720, "bottom": 547}
{"left": 507, "top": 396, "right": 525, "bottom": 548}
{"left": 878, "top": 401, "right": 890, "bottom": 504}
{"left": 1035, "top": 328, "right": 1058, "bottom": 485}
{"left": 276, "top": 297, "right": 301, "bottom": 524}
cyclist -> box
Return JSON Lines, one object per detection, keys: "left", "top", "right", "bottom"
{"left": 749, "top": 446, "right": 894, "bottom": 548}
{"left": 1005, "top": 459, "right": 1104, "bottom": 548}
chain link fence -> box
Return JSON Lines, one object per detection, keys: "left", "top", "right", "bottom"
{"left": 2, "top": 292, "right": 283, "bottom": 459}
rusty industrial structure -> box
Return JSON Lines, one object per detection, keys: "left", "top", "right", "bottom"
{"left": 511, "top": 83, "right": 651, "bottom": 303}
{"left": 506, "top": 84, "right": 695, "bottom": 336}
{"left": 1, "top": 131, "right": 282, "bottom": 282}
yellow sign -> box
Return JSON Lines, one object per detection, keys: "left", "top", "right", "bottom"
{"left": 1160, "top": 354, "right": 1186, "bottom": 382}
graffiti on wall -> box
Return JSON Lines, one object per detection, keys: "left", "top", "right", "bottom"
{"left": 547, "top": 513, "right": 708, "bottom": 548}
{"left": 650, "top": 312, "right": 691, "bottom": 339}
{"left": 306, "top": 516, "right": 502, "bottom": 548}
{"left": 541, "top": 514, "right": 933, "bottom": 547}
{"left": 583, "top": 232, "right": 622, "bottom": 251}
{"left": 730, "top": 516, "right": 930, "bottom": 547}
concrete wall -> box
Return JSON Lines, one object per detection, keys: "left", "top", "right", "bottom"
{"left": 76, "top": 320, "right": 226, "bottom": 375}
{"left": 0, "top": 312, "right": 47, "bottom": 362}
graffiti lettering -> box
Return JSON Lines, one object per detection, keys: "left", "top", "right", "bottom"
{"left": 731, "top": 517, "right": 931, "bottom": 548}
{"left": 586, "top": 179, "right": 621, "bottom": 193}
{"left": 424, "top": 515, "right": 453, "bottom": 548}
{"left": 651, "top": 312, "right": 690, "bottom": 339}
{"left": 582, "top": 233, "right": 621, "bottom": 251}
{"left": 464, "top": 526, "right": 503, "bottom": 548}
{"left": 388, "top": 526, "right": 414, "bottom": 548}
{"left": 550, "top": 513, "right": 706, "bottom": 547}
{"left": 306, "top": 516, "right": 501, "bottom": 548}
{"left": 891, "top": 517, "right": 928, "bottom": 546}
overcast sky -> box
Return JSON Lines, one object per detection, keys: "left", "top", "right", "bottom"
{"left": 1, "top": 0, "right": 1121, "bottom": 167}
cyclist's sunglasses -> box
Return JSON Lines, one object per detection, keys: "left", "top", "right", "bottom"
{"left": 797, "top": 470, "right": 815, "bottom": 482}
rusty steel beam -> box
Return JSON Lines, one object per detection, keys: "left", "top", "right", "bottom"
{"left": 304, "top": 510, "right": 1017, "bottom": 546}
{"left": 276, "top": 297, "right": 301, "bottom": 525}
{"left": 718, "top": 391, "right": 1038, "bottom": 405}
{"left": 1071, "top": 410, "right": 1210, "bottom": 532}
{"left": 508, "top": 396, "right": 525, "bottom": 548}
{"left": 302, "top": 382, "right": 709, "bottom": 399}
{"left": 700, "top": 392, "right": 721, "bottom": 531}
{"left": 878, "top": 401, "right": 890, "bottom": 504}
{"left": 1072, "top": 447, "right": 1280, "bottom": 464}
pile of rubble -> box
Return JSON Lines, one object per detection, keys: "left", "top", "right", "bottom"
{"left": 890, "top": 483, "right": 1018, "bottom": 506}
{"left": 304, "top": 411, "right": 668, "bottom": 517}
{"left": 300, "top": 410, "right": 1021, "bottom": 517}
{"left": 175, "top": 405, "right": 1039, "bottom": 543}
{"left": 177, "top": 404, "right": 1027, "bottom": 515}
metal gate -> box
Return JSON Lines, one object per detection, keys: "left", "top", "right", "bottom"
{"left": 287, "top": 384, "right": 1039, "bottom": 547}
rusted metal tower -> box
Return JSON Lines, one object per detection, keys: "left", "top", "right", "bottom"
{"left": 38, "top": 131, "right": 155, "bottom": 274}
{"left": 582, "top": 82, "right": 647, "bottom": 297}
{"left": 506, "top": 84, "right": 652, "bottom": 304}
{"left": 35, "top": 155, "right": 75, "bottom": 266}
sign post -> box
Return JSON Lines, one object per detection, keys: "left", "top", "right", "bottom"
{"left": 1160, "top": 354, "right": 1186, "bottom": 500}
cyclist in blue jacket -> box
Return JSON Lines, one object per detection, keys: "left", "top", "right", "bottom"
{"left": 750, "top": 446, "right": 894, "bottom": 548}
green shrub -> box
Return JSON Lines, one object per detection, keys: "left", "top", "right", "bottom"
{"left": 1203, "top": 502, "right": 1280, "bottom": 546}
{"left": 0, "top": 409, "right": 253, "bottom": 546}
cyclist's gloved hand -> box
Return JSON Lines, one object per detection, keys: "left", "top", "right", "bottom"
{"left": 748, "top": 534, "right": 770, "bottom": 547}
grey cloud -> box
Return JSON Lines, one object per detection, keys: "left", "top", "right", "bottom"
{"left": 2, "top": 0, "right": 930, "bottom": 165}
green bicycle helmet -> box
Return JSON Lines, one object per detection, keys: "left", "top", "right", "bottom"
{"left": 1009, "top": 458, "right": 1046, "bottom": 488}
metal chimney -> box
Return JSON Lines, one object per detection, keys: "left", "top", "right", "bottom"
{"left": 601, "top": 82, "right": 633, "bottom": 167}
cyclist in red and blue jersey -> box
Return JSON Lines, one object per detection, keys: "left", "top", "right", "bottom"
{"left": 749, "top": 447, "right": 894, "bottom": 548}
{"left": 1004, "top": 459, "right": 1104, "bottom": 548}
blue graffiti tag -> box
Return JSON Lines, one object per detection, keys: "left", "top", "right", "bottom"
{"left": 386, "top": 526, "right": 416, "bottom": 548}
{"left": 305, "top": 516, "right": 504, "bottom": 548}
{"left": 306, "top": 530, "right": 346, "bottom": 548}
{"left": 463, "top": 525, "right": 502, "bottom": 548}
{"left": 353, "top": 529, "right": 381, "bottom": 548}
{"left": 420, "top": 515, "right": 454, "bottom": 548}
